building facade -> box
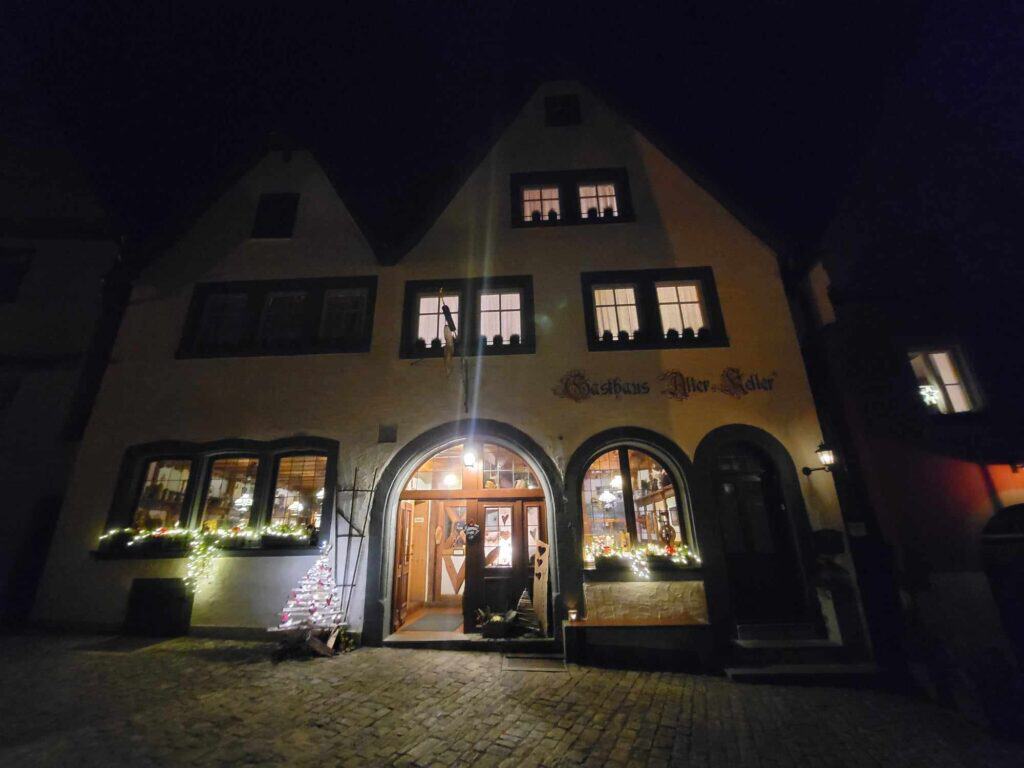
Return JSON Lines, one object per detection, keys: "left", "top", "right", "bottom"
{"left": 32, "top": 83, "right": 869, "bottom": 665}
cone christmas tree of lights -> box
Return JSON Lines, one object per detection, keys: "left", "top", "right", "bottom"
{"left": 275, "top": 546, "right": 345, "bottom": 631}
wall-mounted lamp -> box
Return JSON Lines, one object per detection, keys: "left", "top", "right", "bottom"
{"left": 802, "top": 443, "right": 837, "bottom": 476}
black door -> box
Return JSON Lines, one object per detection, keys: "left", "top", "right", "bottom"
{"left": 714, "top": 444, "right": 805, "bottom": 624}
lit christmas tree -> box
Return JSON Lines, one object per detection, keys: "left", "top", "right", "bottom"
{"left": 275, "top": 547, "right": 345, "bottom": 631}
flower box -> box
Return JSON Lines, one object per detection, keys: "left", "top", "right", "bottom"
{"left": 128, "top": 534, "right": 191, "bottom": 555}
{"left": 594, "top": 556, "right": 630, "bottom": 573}
{"left": 261, "top": 532, "right": 314, "bottom": 549}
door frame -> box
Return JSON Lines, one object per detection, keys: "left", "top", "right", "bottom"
{"left": 362, "top": 419, "right": 562, "bottom": 646}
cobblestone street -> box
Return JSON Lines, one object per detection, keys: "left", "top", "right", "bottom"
{"left": 1, "top": 634, "right": 1021, "bottom": 767}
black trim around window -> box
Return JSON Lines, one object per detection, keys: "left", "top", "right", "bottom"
{"left": 580, "top": 267, "right": 728, "bottom": 351}
{"left": 105, "top": 437, "right": 338, "bottom": 548}
{"left": 178, "top": 276, "right": 377, "bottom": 358}
{"left": 399, "top": 275, "right": 536, "bottom": 359}
{"left": 510, "top": 168, "right": 635, "bottom": 228}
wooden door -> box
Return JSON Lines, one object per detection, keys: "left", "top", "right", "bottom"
{"left": 432, "top": 500, "right": 468, "bottom": 605}
{"left": 463, "top": 500, "right": 547, "bottom": 631}
{"left": 392, "top": 501, "right": 413, "bottom": 631}
{"left": 715, "top": 451, "right": 803, "bottom": 624}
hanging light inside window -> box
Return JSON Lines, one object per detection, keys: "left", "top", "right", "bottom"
{"left": 463, "top": 447, "right": 477, "bottom": 467}
{"left": 443, "top": 472, "right": 459, "bottom": 488}
{"left": 598, "top": 489, "right": 617, "bottom": 504}
{"left": 233, "top": 493, "right": 254, "bottom": 509}
{"left": 288, "top": 500, "right": 304, "bottom": 513}
{"left": 610, "top": 474, "right": 623, "bottom": 489}
{"left": 315, "top": 487, "right": 325, "bottom": 501}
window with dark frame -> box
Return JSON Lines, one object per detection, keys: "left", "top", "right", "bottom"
{"left": 580, "top": 447, "right": 693, "bottom": 567}
{"left": 251, "top": 193, "right": 300, "bottom": 238}
{"left": 908, "top": 348, "right": 976, "bottom": 414}
{"left": 581, "top": 267, "right": 728, "bottom": 351}
{"left": 180, "top": 277, "right": 376, "bottom": 358}
{"left": 511, "top": 169, "right": 633, "bottom": 228}
{"left": 105, "top": 439, "right": 338, "bottom": 552}
{"left": 544, "top": 94, "right": 582, "bottom": 126}
{"left": 400, "top": 276, "right": 535, "bottom": 358}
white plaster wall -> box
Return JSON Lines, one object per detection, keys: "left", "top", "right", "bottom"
{"left": 32, "top": 82, "right": 849, "bottom": 633}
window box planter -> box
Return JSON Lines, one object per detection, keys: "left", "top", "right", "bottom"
{"left": 216, "top": 533, "right": 261, "bottom": 551}
{"left": 96, "top": 529, "right": 133, "bottom": 554}
{"left": 261, "top": 531, "right": 315, "bottom": 548}
{"left": 593, "top": 556, "right": 631, "bottom": 573}
{"left": 129, "top": 534, "right": 191, "bottom": 555}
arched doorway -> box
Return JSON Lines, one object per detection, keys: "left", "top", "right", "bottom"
{"left": 711, "top": 441, "right": 806, "bottom": 623}
{"left": 388, "top": 440, "right": 550, "bottom": 636}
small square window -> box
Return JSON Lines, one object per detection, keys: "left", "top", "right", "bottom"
{"left": 522, "top": 186, "right": 561, "bottom": 223}
{"left": 132, "top": 458, "right": 192, "bottom": 530}
{"left": 258, "top": 291, "right": 307, "bottom": 348}
{"left": 593, "top": 285, "right": 639, "bottom": 341}
{"left": 251, "top": 193, "right": 299, "bottom": 238}
{"left": 579, "top": 183, "right": 618, "bottom": 220}
{"left": 198, "top": 293, "right": 251, "bottom": 351}
{"left": 908, "top": 349, "right": 975, "bottom": 414}
{"left": 416, "top": 293, "right": 460, "bottom": 348}
{"left": 320, "top": 288, "right": 369, "bottom": 346}
{"left": 479, "top": 290, "right": 522, "bottom": 345}
{"left": 544, "top": 94, "right": 581, "bottom": 127}
{"left": 656, "top": 282, "right": 706, "bottom": 337}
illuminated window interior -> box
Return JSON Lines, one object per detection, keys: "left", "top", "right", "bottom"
{"left": 416, "top": 294, "right": 459, "bottom": 347}
{"left": 593, "top": 286, "right": 639, "bottom": 339}
{"left": 479, "top": 291, "right": 522, "bottom": 344}
{"left": 200, "top": 457, "right": 260, "bottom": 531}
{"left": 581, "top": 447, "right": 691, "bottom": 565}
{"left": 272, "top": 454, "right": 328, "bottom": 530}
{"left": 656, "top": 281, "right": 705, "bottom": 336}
{"left": 908, "top": 349, "right": 974, "bottom": 414}
{"left": 522, "top": 186, "right": 561, "bottom": 222}
{"left": 132, "top": 458, "right": 192, "bottom": 530}
{"left": 579, "top": 183, "right": 618, "bottom": 219}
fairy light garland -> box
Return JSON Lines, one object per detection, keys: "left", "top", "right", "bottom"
{"left": 584, "top": 542, "right": 701, "bottom": 579}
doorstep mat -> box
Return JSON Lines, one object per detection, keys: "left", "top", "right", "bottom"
{"left": 401, "top": 613, "right": 464, "bottom": 632}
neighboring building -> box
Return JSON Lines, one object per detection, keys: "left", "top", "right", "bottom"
{"left": 0, "top": 132, "right": 121, "bottom": 623}
{"left": 798, "top": 64, "right": 1024, "bottom": 725}
{"left": 32, "top": 83, "right": 870, "bottom": 668}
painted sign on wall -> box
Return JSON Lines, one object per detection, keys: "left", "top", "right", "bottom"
{"left": 554, "top": 367, "right": 777, "bottom": 403}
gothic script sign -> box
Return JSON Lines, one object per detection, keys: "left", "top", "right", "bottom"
{"left": 554, "top": 367, "right": 777, "bottom": 403}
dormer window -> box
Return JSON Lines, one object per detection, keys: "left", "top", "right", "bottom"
{"left": 579, "top": 183, "right": 618, "bottom": 220}
{"left": 908, "top": 348, "right": 977, "bottom": 414}
{"left": 522, "top": 186, "right": 561, "bottom": 223}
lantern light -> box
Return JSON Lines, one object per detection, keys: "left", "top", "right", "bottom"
{"left": 463, "top": 448, "right": 477, "bottom": 467}
{"left": 567, "top": 609, "right": 579, "bottom": 622}
{"left": 802, "top": 443, "right": 837, "bottom": 476}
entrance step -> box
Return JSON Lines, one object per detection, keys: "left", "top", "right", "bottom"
{"left": 730, "top": 636, "right": 848, "bottom": 666}
{"left": 725, "top": 662, "right": 881, "bottom": 687}
{"left": 736, "top": 622, "right": 824, "bottom": 641}
{"left": 383, "top": 635, "right": 560, "bottom": 654}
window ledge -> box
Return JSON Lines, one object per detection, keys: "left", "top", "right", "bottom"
{"left": 91, "top": 546, "right": 322, "bottom": 561}
{"left": 587, "top": 337, "right": 729, "bottom": 352}
{"left": 583, "top": 567, "right": 704, "bottom": 583}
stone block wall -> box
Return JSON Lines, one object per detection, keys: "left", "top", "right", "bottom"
{"left": 582, "top": 580, "right": 708, "bottom": 625}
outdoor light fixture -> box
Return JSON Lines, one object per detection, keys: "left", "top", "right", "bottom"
{"left": 463, "top": 448, "right": 477, "bottom": 467}
{"left": 802, "top": 443, "right": 837, "bottom": 476}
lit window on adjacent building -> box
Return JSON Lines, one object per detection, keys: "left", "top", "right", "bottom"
{"left": 416, "top": 294, "right": 459, "bottom": 348}
{"left": 522, "top": 186, "right": 561, "bottom": 223}
{"left": 272, "top": 454, "right": 327, "bottom": 530}
{"left": 479, "top": 291, "right": 522, "bottom": 345}
{"left": 593, "top": 286, "right": 639, "bottom": 340}
{"left": 198, "top": 293, "right": 251, "bottom": 351}
{"left": 132, "top": 459, "right": 192, "bottom": 530}
{"left": 908, "top": 349, "right": 975, "bottom": 414}
{"left": 579, "top": 183, "right": 618, "bottom": 219}
{"left": 200, "top": 457, "right": 260, "bottom": 531}
{"left": 258, "top": 291, "right": 307, "bottom": 348}
{"left": 319, "top": 288, "right": 368, "bottom": 346}
{"left": 656, "top": 281, "right": 705, "bottom": 337}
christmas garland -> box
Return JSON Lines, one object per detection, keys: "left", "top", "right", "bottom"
{"left": 583, "top": 542, "right": 701, "bottom": 578}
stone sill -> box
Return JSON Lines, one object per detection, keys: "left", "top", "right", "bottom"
{"left": 582, "top": 568, "right": 704, "bottom": 583}
{"left": 90, "top": 547, "right": 321, "bottom": 560}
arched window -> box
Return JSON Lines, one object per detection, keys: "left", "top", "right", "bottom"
{"left": 580, "top": 446, "right": 694, "bottom": 566}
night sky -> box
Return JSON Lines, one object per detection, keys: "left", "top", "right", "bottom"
{"left": 5, "top": 1, "right": 944, "bottom": 257}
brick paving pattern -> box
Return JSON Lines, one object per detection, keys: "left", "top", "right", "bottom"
{"left": 0, "top": 634, "right": 1021, "bottom": 767}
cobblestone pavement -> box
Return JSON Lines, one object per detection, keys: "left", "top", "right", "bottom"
{"left": 1, "top": 635, "right": 1022, "bottom": 767}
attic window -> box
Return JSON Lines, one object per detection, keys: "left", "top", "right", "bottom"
{"left": 251, "top": 193, "right": 299, "bottom": 238}
{"left": 545, "top": 94, "right": 581, "bottom": 127}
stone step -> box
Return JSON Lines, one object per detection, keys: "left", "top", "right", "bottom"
{"left": 735, "top": 622, "right": 824, "bottom": 641}
{"left": 383, "top": 636, "right": 560, "bottom": 654}
{"left": 730, "top": 637, "right": 848, "bottom": 666}
{"left": 725, "top": 662, "right": 881, "bottom": 687}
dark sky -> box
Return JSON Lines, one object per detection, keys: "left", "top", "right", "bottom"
{"left": 4, "top": 1, "right": 994, "bottom": 258}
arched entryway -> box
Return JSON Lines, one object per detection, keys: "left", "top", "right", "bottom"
{"left": 361, "top": 420, "right": 562, "bottom": 646}
{"left": 695, "top": 425, "right": 817, "bottom": 629}
{"left": 391, "top": 441, "right": 547, "bottom": 634}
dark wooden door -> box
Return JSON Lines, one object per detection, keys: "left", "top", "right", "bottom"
{"left": 391, "top": 501, "right": 413, "bottom": 631}
{"left": 464, "top": 500, "right": 545, "bottom": 630}
{"left": 715, "top": 447, "right": 804, "bottom": 624}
